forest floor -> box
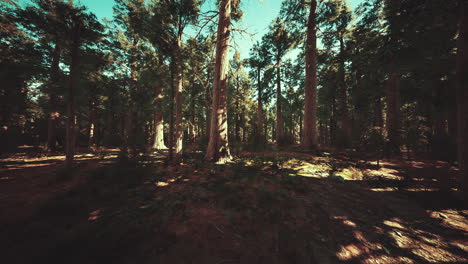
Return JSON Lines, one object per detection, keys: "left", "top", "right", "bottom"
{"left": 0, "top": 146, "right": 467, "bottom": 264}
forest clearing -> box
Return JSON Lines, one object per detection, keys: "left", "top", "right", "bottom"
{"left": 1, "top": 0, "right": 467, "bottom": 263}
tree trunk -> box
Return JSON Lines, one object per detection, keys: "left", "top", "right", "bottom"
{"left": 456, "top": 0, "right": 468, "bottom": 200}
{"left": 276, "top": 60, "right": 283, "bottom": 144}
{"left": 153, "top": 82, "right": 167, "bottom": 150}
{"left": 65, "top": 30, "right": 80, "bottom": 169}
{"left": 125, "top": 35, "right": 139, "bottom": 155}
{"left": 242, "top": 106, "right": 246, "bottom": 142}
{"left": 385, "top": 56, "right": 400, "bottom": 153}
{"left": 205, "top": 82, "right": 211, "bottom": 139}
{"left": 168, "top": 62, "right": 175, "bottom": 161}
{"left": 204, "top": 64, "right": 212, "bottom": 139}
{"left": 257, "top": 68, "right": 264, "bottom": 139}
{"left": 235, "top": 76, "right": 241, "bottom": 142}
{"left": 189, "top": 89, "right": 196, "bottom": 143}
{"left": 374, "top": 96, "right": 384, "bottom": 128}
{"left": 174, "top": 36, "right": 184, "bottom": 155}
{"left": 88, "top": 99, "right": 96, "bottom": 148}
{"left": 301, "top": 0, "right": 318, "bottom": 150}
{"left": 47, "top": 43, "right": 61, "bottom": 151}
{"left": 206, "top": 0, "right": 232, "bottom": 163}
{"left": 338, "top": 34, "right": 351, "bottom": 147}
{"left": 330, "top": 99, "right": 337, "bottom": 146}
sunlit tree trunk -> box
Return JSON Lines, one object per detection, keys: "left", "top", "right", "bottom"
{"left": 275, "top": 59, "right": 283, "bottom": 144}
{"left": 153, "top": 82, "right": 167, "bottom": 150}
{"left": 88, "top": 99, "right": 96, "bottom": 148}
{"left": 456, "top": 0, "right": 468, "bottom": 200}
{"left": 174, "top": 35, "right": 184, "bottom": 155}
{"left": 301, "top": 0, "right": 318, "bottom": 150}
{"left": 206, "top": 0, "right": 232, "bottom": 163}
{"left": 47, "top": 43, "right": 61, "bottom": 151}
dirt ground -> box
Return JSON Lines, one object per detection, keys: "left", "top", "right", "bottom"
{"left": 0, "top": 147, "right": 466, "bottom": 264}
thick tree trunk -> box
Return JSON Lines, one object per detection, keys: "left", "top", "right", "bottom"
{"left": 168, "top": 62, "right": 175, "bottom": 161}
{"left": 153, "top": 83, "right": 167, "bottom": 150}
{"left": 301, "top": 0, "right": 318, "bottom": 150}
{"left": 385, "top": 56, "right": 400, "bottom": 153}
{"left": 257, "top": 68, "right": 264, "bottom": 139}
{"left": 174, "top": 36, "right": 184, "bottom": 155}
{"left": 276, "top": 60, "right": 283, "bottom": 144}
{"left": 47, "top": 43, "right": 61, "bottom": 150}
{"left": 338, "top": 34, "right": 351, "bottom": 147}
{"left": 65, "top": 33, "right": 80, "bottom": 169}
{"left": 206, "top": 0, "right": 232, "bottom": 163}
{"left": 456, "top": 0, "right": 468, "bottom": 200}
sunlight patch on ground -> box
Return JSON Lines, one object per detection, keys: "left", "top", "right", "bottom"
{"left": 429, "top": 210, "right": 468, "bottom": 232}
{"left": 363, "top": 255, "right": 415, "bottom": 264}
{"left": 339, "top": 167, "right": 365, "bottom": 180}
{"left": 364, "top": 167, "right": 403, "bottom": 180}
{"left": 156, "top": 181, "right": 169, "bottom": 187}
{"left": 384, "top": 218, "right": 467, "bottom": 263}
{"left": 337, "top": 244, "right": 362, "bottom": 260}
{"left": 332, "top": 216, "right": 358, "bottom": 227}
{"left": 281, "top": 158, "right": 329, "bottom": 178}
{"left": 383, "top": 219, "right": 406, "bottom": 230}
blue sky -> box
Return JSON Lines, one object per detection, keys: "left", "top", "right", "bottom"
{"left": 20, "top": 0, "right": 364, "bottom": 58}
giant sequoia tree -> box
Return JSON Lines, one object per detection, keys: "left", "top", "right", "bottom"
{"left": 302, "top": 0, "right": 319, "bottom": 150}
{"left": 206, "top": 0, "right": 234, "bottom": 162}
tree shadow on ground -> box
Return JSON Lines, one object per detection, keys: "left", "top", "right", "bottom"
{"left": 0, "top": 150, "right": 466, "bottom": 264}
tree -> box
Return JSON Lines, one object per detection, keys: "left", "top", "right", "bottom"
{"left": 149, "top": 0, "right": 201, "bottom": 160}
{"left": 206, "top": 0, "right": 236, "bottom": 163}
{"left": 266, "top": 18, "right": 295, "bottom": 145}
{"left": 320, "top": 0, "right": 352, "bottom": 148}
{"left": 0, "top": 1, "right": 42, "bottom": 152}
{"left": 62, "top": 3, "right": 103, "bottom": 168}
{"left": 17, "top": 0, "right": 69, "bottom": 151}
{"left": 302, "top": 0, "right": 319, "bottom": 150}
{"left": 248, "top": 40, "right": 271, "bottom": 143}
